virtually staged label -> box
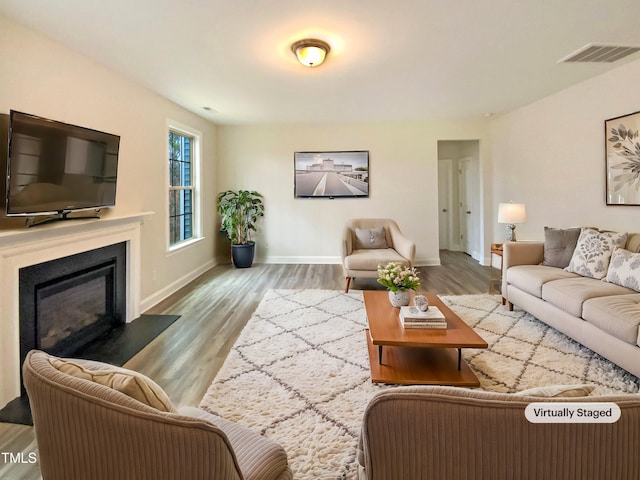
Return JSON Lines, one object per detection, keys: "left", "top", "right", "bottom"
{"left": 525, "top": 402, "right": 621, "bottom": 423}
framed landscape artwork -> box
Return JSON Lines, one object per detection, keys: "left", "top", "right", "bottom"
{"left": 605, "top": 110, "right": 640, "bottom": 205}
{"left": 294, "top": 150, "right": 369, "bottom": 198}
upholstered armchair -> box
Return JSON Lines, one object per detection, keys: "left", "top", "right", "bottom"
{"left": 23, "top": 350, "right": 292, "bottom": 480}
{"left": 342, "top": 218, "right": 415, "bottom": 292}
{"left": 358, "top": 386, "right": 640, "bottom": 480}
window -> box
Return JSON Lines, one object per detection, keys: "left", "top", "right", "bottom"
{"left": 168, "top": 125, "right": 200, "bottom": 247}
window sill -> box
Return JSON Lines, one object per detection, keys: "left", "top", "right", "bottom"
{"left": 167, "top": 236, "right": 205, "bottom": 254}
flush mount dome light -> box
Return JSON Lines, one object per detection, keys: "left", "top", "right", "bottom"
{"left": 291, "top": 38, "right": 330, "bottom": 67}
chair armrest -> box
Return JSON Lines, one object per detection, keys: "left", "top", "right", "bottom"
{"left": 179, "top": 407, "right": 291, "bottom": 480}
{"left": 388, "top": 226, "right": 415, "bottom": 265}
{"left": 502, "top": 241, "right": 544, "bottom": 299}
{"left": 342, "top": 227, "right": 354, "bottom": 260}
{"left": 503, "top": 241, "right": 544, "bottom": 269}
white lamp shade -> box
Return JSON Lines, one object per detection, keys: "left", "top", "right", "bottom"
{"left": 498, "top": 203, "right": 526, "bottom": 224}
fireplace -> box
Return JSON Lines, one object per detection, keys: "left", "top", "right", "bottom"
{"left": 0, "top": 213, "right": 148, "bottom": 409}
{"left": 19, "top": 242, "right": 127, "bottom": 378}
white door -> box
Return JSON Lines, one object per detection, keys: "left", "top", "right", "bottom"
{"left": 438, "top": 159, "right": 453, "bottom": 249}
{"left": 458, "top": 158, "right": 475, "bottom": 255}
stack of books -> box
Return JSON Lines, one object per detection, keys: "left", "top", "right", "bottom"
{"left": 399, "top": 305, "right": 447, "bottom": 329}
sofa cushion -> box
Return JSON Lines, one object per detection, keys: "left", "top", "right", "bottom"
{"left": 606, "top": 247, "right": 640, "bottom": 292}
{"left": 565, "top": 228, "right": 627, "bottom": 280}
{"left": 514, "top": 384, "right": 595, "bottom": 397}
{"left": 541, "top": 277, "right": 635, "bottom": 317}
{"left": 354, "top": 227, "right": 388, "bottom": 249}
{"left": 582, "top": 294, "right": 640, "bottom": 344}
{"left": 506, "top": 265, "right": 579, "bottom": 298}
{"left": 51, "top": 358, "right": 176, "bottom": 412}
{"left": 344, "top": 248, "right": 409, "bottom": 271}
{"left": 626, "top": 233, "right": 640, "bottom": 253}
{"left": 543, "top": 227, "right": 581, "bottom": 268}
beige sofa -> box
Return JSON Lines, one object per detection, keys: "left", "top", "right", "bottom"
{"left": 357, "top": 386, "right": 640, "bottom": 480}
{"left": 23, "top": 350, "right": 292, "bottom": 480}
{"left": 502, "top": 231, "right": 640, "bottom": 378}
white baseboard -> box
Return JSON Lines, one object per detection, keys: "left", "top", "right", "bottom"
{"left": 260, "top": 255, "right": 441, "bottom": 267}
{"left": 415, "top": 258, "right": 441, "bottom": 267}
{"left": 471, "top": 249, "right": 483, "bottom": 264}
{"left": 260, "top": 255, "right": 342, "bottom": 264}
{"left": 485, "top": 255, "right": 496, "bottom": 267}
{"left": 140, "top": 259, "right": 216, "bottom": 313}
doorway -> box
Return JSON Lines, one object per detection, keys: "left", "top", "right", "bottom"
{"left": 437, "top": 141, "right": 481, "bottom": 261}
{"left": 438, "top": 159, "right": 454, "bottom": 250}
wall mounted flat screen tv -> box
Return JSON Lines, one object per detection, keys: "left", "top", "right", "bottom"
{"left": 294, "top": 150, "right": 369, "bottom": 198}
{"left": 6, "top": 110, "right": 120, "bottom": 217}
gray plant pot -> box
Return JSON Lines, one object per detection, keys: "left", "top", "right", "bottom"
{"left": 231, "top": 243, "right": 255, "bottom": 268}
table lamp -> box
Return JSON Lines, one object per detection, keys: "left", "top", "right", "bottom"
{"left": 498, "top": 203, "right": 526, "bottom": 241}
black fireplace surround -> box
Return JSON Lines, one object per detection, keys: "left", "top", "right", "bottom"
{"left": 19, "top": 242, "right": 127, "bottom": 378}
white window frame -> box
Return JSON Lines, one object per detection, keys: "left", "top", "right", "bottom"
{"left": 166, "top": 119, "right": 202, "bottom": 252}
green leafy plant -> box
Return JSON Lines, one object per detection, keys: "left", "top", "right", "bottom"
{"left": 216, "top": 190, "right": 264, "bottom": 245}
{"left": 377, "top": 262, "right": 420, "bottom": 292}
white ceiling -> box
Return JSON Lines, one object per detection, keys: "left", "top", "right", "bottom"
{"left": 1, "top": 0, "right": 640, "bottom": 125}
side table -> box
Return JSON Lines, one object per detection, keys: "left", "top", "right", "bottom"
{"left": 489, "top": 243, "right": 503, "bottom": 295}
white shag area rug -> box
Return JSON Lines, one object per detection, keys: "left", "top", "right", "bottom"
{"left": 199, "top": 289, "right": 640, "bottom": 480}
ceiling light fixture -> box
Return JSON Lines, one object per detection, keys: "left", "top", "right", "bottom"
{"left": 291, "top": 38, "right": 330, "bottom": 67}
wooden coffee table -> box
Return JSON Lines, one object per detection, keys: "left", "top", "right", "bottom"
{"left": 363, "top": 290, "right": 488, "bottom": 386}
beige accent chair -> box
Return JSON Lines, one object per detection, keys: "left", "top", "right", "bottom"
{"left": 358, "top": 386, "right": 640, "bottom": 480}
{"left": 23, "top": 350, "right": 292, "bottom": 480}
{"left": 342, "top": 218, "right": 415, "bottom": 292}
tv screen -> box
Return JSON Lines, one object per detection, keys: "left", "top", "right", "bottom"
{"left": 294, "top": 150, "right": 369, "bottom": 198}
{"left": 6, "top": 110, "right": 120, "bottom": 216}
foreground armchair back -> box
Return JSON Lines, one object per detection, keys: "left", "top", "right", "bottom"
{"left": 358, "top": 386, "right": 640, "bottom": 480}
{"left": 23, "top": 350, "right": 292, "bottom": 480}
{"left": 342, "top": 218, "right": 415, "bottom": 292}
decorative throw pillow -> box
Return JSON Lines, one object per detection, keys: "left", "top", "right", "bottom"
{"left": 606, "top": 247, "right": 640, "bottom": 292}
{"left": 543, "top": 227, "right": 581, "bottom": 268}
{"left": 51, "top": 358, "right": 176, "bottom": 412}
{"left": 354, "top": 227, "right": 388, "bottom": 249}
{"left": 515, "top": 384, "right": 595, "bottom": 397}
{"left": 626, "top": 233, "right": 640, "bottom": 253}
{"left": 565, "top": 228, "right": 627, "bottom": 279}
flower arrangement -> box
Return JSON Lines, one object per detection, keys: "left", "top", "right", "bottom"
{"left": 377, "top": 262, "right": 420, "bottom": 292}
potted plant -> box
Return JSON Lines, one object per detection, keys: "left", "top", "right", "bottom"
{"left": 217, "top": 190, "right": 265, "bottom": 268}
{"left": 377, "top": 262, "right": 420, "bottom": 307}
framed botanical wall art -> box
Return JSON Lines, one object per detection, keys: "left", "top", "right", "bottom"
{"left": 605, "top": 110, "right": 640, "bottom": 205}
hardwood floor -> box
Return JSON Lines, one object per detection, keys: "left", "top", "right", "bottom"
{"left": 0, "top": 251, "right": 494, "bottom": 479}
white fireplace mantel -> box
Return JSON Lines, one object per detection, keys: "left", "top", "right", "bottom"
{"left": 0, "top": 212, "right": 153, "bottom": 408}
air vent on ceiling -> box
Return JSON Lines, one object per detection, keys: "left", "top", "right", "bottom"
{"left": 558, "top": 43, "right": 640, "bottom": 63}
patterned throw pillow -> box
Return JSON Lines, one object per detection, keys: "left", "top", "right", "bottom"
{"left": 565, "top": 228, "right": 627, "bottom": 280}
{"left": 606, "top": 247, "right": 640, "bottom": 292}
{"left": 354, "top": 227, "right": 388, "bottom": 249}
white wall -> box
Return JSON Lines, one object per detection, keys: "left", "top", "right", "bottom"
{"left": 490, "top": 58, "right": 640, "bottom": 242}
{"left": 218, "top": 121, "right": 491, "bottom": 266}
{"left": 0, "top": 15, "right": 218, "bottom": 309}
